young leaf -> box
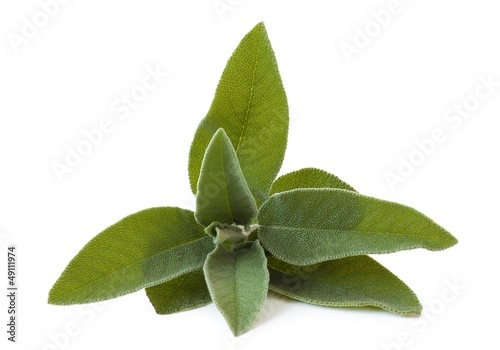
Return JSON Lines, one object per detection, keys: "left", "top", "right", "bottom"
{"left": 267, "top": 256, "right": 422, "bottom": 316}
{"left": 258, "top": 189, "right": 458, "bottom": 266}
{"left": 189, "top": 22, "right": 289, "bottom": 207}
{"left": 270, "top": 167, "right": 356, "bottom": 195}
{"left": 145, "top": 269, "right": 211, "bottom": 314}
{"left": 48, "top": 207, "right": 214, "bottom": 305}
{"left": 203, "top": 240, "right": 269, "bottom": 336}
{"left": 195, "top": 128, "right": 258, "bottom": 227}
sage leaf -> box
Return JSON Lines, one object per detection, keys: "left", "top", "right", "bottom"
{"left": 270, "top": 167, "right": 356, "bottom": 195}
{"left": 195, "top": 128, "right": 258, "bottom": 227}
{"left": 267, "top": 255, "right": 422, "bottom": 316}
{"left": 146, "top": 269, "right": 211, "bottom": 314}
{"left": 258, "top": 189, "right": 458, "bottom": 266}
{"left": 48, "top": 207, "right": 214, "bottom": 305}
{"left": 189, "top": 22, "right": 289, "bottom": 207}
{"left": 203, "top": 240, "right": 269, "bottom": 336}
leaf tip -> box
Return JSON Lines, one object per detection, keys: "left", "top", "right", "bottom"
{"left": 247, "top": 22, "right": 268, "bottom": 41}
{"left": 435, "top": 231, "right": 459, "bottom": 251}
{"left": 47, "top": 284, "right": 81, "bottom": 306}
{"left": 47, "top": 282, "right": 60, "bottom": 304}
{"left": 450, "top": 235, "right": 459, "bottom": 246}
{"left": 409, "top": 299, "right": 423, "bottom": 316}
{"left": 229, "top": 322, "right": 251, "bottom": 337}
{"left": 212, "top": 128, "right": 229, "bottom": 142}
{"left": 47, "top": 287, "right": 65, "bottom": 306}
{"left": 255, "top": 21, "right": 266, "bottom": 30}
{"left": 47, "top": 294, "right": 57, "bottom": 305}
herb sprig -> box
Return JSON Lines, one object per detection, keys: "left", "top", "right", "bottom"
{"left": 49, "top": 22, "right": 457, "bottom": 336}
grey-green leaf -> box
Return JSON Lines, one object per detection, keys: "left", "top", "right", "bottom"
{"left": 258, "top": 189, "right": 458, "bottom": 266}
{"left": 145, "top": 269, "right": 211, "bottom": 314}
{"left": 189, "top": 22, "right": 289, "bottom": 207}
{"left": 267, "top": 255, "right": 422, "bottom": 316}
{"left": 48, "top": 207, "right": 214, "bottom": 305}
{"left": 270, "top": 167, "right": 356, "bottom": 195}
{"left": 203, "top": 240, "right": 269, "bottom": 336}
{"left": 195, "top": 129, "right": 258, "bottom": 227}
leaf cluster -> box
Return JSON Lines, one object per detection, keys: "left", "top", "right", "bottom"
{"left": 48, "top": 23, "right": 457, "bottom": 336}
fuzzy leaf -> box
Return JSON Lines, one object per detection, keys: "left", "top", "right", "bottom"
{"left": 258, "top": 189, "right": 458, "bottom": 266}
{"left": 203, "top": 240, "right": 269, "bottom": 336}
{"left": 267, "top": 255, "right": 422, "bottom": 315}
{"left": 195, "top": 129, "right": 257, "bottom": 227}
{"left": 270, "top": 167, "right": 356, "bottom": 195}
{"left": 48, "top": 207, "right": 214, "bottom": 305}
{"left": 189, "top": 22, "right": 289, "bottom": 207}
{"left": 145, "top": 269, "right": 211, "bottom": 314}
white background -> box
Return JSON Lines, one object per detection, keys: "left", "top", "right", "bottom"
{"left": 1, "top": 0, "right": 499, "bottom": 349}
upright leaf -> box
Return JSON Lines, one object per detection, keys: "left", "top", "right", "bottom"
{"left": 195, "top": 129, "right": 258, "bottom": 227}
{"left": 189, "top": 22, "right": 289, "bottom": 207}
{"left": 258, "top": 189, "right": 458, "bottom": 266}
{"left": 270, "top": 167, "right": 356, "bottom": 195}
{"left": 146, "top": 269, "right": 211, "bottom": 314}
{"left": 48, "top": 207, "right": 214, "bottom": 305}
{"left": 267, "top": 256, "right": 422, "bottom": 316}
{"left": 203, "top": 241, "right": 269, "bottom": 336}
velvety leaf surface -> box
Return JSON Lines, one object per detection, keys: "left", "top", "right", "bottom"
{"left": 203, "top": 240, "right": 269, "bottom": 336}
{"left": 195, "top": 129, "right": 257, "bottom": 227}
{"left": 258, "top": 189, "right": 458, "bottom": 265}
{"left": 49, "top": 207, "right": 214, "bottom": 305}
{"left": 146, "top": 269, "right": 211, "bottom": 314}
{"left": 189, "top": 22, "right": 289, "bottom": 207}
{"left": 270, "top": 167, "right": 356, "bottom": 194}
{"left": 267, "top": 255, "right": 422, "bottom": 315}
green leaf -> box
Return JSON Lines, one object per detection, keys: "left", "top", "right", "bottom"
{"left": 195, "top": 129, "right": 258, "bottom": 227}
{"left": 258, "top": 189, "right": 458, "bottom": 266}
{"left": 270, "top": 167, "right": 356, "bottom": 194}
{"left": 203, "top": 240, "right": 269, "bottom": 336}
{"left": 267, "top": 255, "right": 422, "bottom": 316}
{"left": 145, "top": 269, "right": 211, "bottom": 314}
{"left": 268, "top": 166, "right": 422, "bottom": 315}
{"left": 48, "top": 207, "right": 214, "bottom": 305}
{"left": 189, "top": 22, "right": 289, "bottom": 207}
